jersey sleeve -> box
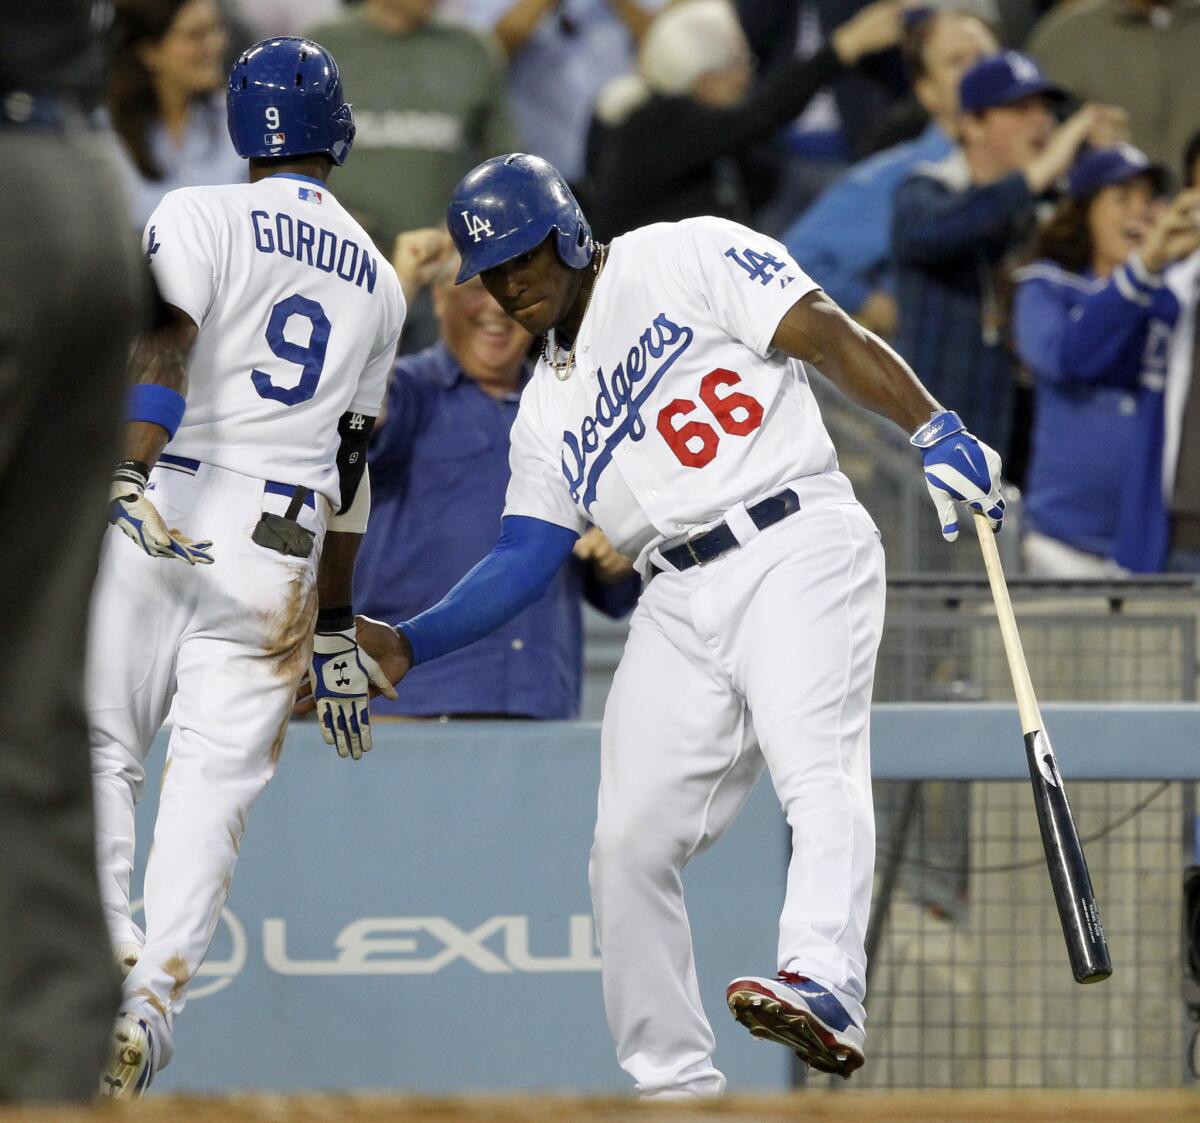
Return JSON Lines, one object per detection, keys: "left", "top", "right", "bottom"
{"left": 349, "top": 272, "right": 405, "bottom": 417}
{"left": 502, "top": 381, "right": 588, "bottom": 535}
{"left": 678, "top": 216, "right": 820, "bottom": 358}
{"left": 143, "top": 190, "right": 220, "bottom": 328}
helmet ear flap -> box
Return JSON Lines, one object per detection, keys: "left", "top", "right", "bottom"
{"left": 327, "top": 102, "right": 355, "bottom": 165}
{"left": 554, "top": 208, "right": 593, "bottom": 271}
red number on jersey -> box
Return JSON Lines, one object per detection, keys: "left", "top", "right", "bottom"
{"left": 656, "top": 399, "right": 720, "bottom": 468}
{"left": 655, "top": 369, "right": 764, "bottom": 468}
{"left": 700, "top": 368, "right": 764, "bottom": 436}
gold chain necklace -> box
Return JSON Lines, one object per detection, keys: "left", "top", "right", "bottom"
{"left": 541, "top": 244, "right": 608, "bottom": 381}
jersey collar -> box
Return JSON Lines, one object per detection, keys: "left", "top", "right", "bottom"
{"left": 270, "top": 172, "right": 330, "bottom": 190}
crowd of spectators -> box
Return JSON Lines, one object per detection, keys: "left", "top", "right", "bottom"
{"left": 100, "top": 0, "right": 1200, "bottom": 717}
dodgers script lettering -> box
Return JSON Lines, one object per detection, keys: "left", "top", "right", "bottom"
{"left": 561, "top": 312, "right": 695, "bottom": 509}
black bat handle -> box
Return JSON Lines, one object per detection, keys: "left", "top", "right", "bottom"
{"left": 1025, "top": 730, "right": 1114, "bottom": 983}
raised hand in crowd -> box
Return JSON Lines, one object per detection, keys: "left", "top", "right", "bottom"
{"left": 1140, "top": 189, "right": 1200, "bottom": 272}
{"left": 1086, "top": 105, "right": 1130, "bottom": 151}
{"left": 1024, "top": 104, "right": 1103, "bottom": 194}
{"left": 391, "top": 227, "right": 457, "bottom": 304}
{"left": 830, "top": 0, "right": 905, "bottom": 66}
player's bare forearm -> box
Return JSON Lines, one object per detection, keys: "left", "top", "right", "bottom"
{"left": 771, "top": 290, "right": 939, "bottom": 434}
{"left": 316, "top": 530, "right": 362, "bottom": 613}
{"left": 123, "top": 305, "right": 197, "bottom": 464}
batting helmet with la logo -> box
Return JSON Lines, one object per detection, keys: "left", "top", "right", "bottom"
{"left": 447, "top": 153, "right": 593, "bottom": 284}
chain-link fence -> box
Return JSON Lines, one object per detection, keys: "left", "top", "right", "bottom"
{"left": 849, "top": 580, "right": 1199, "bottom": 1089}
{"left": 878, "top": 577, "right": 1200, "bottom": 704}
{"left": 841, "top": 779, "right": 1189, "bottom": 1090}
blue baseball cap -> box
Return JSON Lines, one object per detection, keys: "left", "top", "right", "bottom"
{"left": 959, "top": 51, "right": 1068, "bottom": 114}
{"left": 1066, "top": 144, "right": 1170, "bottom": 199}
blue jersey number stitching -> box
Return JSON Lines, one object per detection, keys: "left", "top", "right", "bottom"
{"left": 251, "top": 293, "right": 331, "bottom": 406}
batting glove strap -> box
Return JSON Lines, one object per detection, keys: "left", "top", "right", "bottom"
{"left": 112, "top": 459, "right": 151, "bottom": 498}
{"left": 909, "top": 410, "right": 966, "bottom": 449}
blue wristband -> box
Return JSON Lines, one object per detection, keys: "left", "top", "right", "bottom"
{"left": 127, "top": 383, "right": 186, "bottom": 440}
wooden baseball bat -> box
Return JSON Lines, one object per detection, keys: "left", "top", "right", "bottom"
{"left": 972, "top": 511, "right": 1113, "bottom": 983}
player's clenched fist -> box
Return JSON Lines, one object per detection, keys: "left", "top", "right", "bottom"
{"left": 911, "top": 410, "right": 1005, "bottom": 542}
{"left": 308, "top": 626, "right": 398, "bottom": 760}
{"left": 109, "top": 461, "right": 213, "bottom": 564}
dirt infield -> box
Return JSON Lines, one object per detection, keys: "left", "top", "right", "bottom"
{"left": 1, "top": 1091, "right": 1197, "bottom": 1123}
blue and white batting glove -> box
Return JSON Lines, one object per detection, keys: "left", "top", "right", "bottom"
{"left": 911, "top": 411, "right": 1005, "bottom": 542}
{"left": 109, "top": 462, "right": 214, "bottom": 564}
{"left": 309, "top": 627, "right": 398, "bottom": 761}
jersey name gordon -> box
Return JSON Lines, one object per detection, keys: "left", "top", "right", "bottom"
{"left": 561, "top": 311, "right": 694, "bottom": 510}
{"left": 250, "top": 209, "right": 378, "bottom": 293}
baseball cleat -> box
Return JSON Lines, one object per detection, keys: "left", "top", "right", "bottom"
{"left": 726, "top": 971, "right": 865, "bottom": 1078}
{"left": 99, "top": 1012, "right": 155, "bottom": 1099}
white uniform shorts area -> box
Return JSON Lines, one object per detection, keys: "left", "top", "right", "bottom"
{"left": 590, "top": 480, "right": 885, "bottom": 1098}
{"left": 87, "top": 458, "right": 327, "bottom": 1067}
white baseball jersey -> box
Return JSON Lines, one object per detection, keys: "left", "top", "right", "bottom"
{"left": 144, "top": 174, "right": 405, "bottom": 505}
{"left": 503, "top": 216, "right": 839, "bottom": 570}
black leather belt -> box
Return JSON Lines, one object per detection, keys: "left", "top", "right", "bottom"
{"left": 656, "top": 488, "right": 800, "bottom": 573}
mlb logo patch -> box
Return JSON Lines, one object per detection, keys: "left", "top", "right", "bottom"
{"left": 264, "top": 131, "right": 286, "bottom": 146}
{"left": 298, "top": 187, "right": 323, "bottom": 204}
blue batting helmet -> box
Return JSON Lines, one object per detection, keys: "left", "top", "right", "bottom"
{"left": 447, "top": 154, "right": 593, "bottom": 284}
{"left": 227, "top": 37, "right": 354, "bottom": 166}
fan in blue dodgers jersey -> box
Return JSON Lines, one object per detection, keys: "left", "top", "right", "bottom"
{"left": 90, "top": 38, "right": 404, "bottom": 1098}
{"left": 355, "top": 154, "right": 1003, "bottom": 1096}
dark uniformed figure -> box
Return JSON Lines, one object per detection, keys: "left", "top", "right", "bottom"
{"left": 0, "top": 0, "right": 145, "bottom": 1100}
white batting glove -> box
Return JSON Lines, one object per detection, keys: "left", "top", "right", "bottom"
{"left": 911, "top": 411, "right": 1005, "bottom": 542}
{"left": 109, "top": 462, "right": 214, "bottom": 564}
{"left": 308, "top": 627, "right": 398, "bottom": 760}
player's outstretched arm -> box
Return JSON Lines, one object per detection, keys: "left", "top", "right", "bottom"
{"left": 772, "top": 290, "right": 1004, "bottom": 541}
{"left": 109, "top": 303, "right": 214, "bottom": 564}
{"left": 350, "top": 515, "right": 581, "bottom": 694}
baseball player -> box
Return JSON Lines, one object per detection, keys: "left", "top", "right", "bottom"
{"left": 89, "top": 38, "right": 404, "bottom": 1097}
{"left": 356, "top": 154, "right": 1003, "bottom": 1096}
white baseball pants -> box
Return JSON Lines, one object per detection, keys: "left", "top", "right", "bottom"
{"left": 87, "top": 460, "right": 323, "bottom": 1067}
{"left": 590, "top": 483, "right": 885, "bottom": 1097}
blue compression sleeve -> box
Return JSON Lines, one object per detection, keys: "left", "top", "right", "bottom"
{"left": 398, "top": 515, "right": 579, "bottom": 665}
